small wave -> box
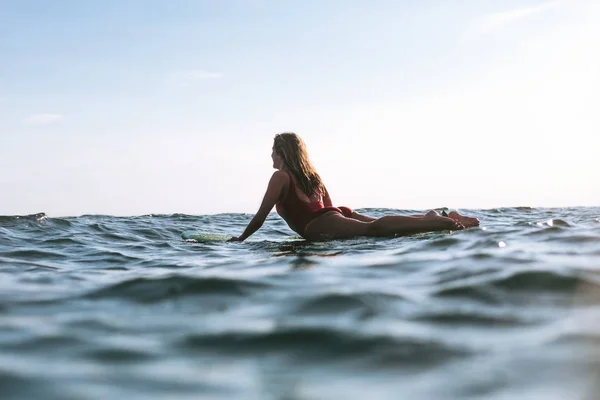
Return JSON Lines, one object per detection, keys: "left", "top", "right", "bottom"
{"left": 549, "top": 219, "right": 571, "bottom": 227}
{"left": 36, "top": 237, "right": 85, "bottom": 246}
{"left": 293, "top": 292, "right": 406, "bottom": 316}
{"left": 83, "top": 346, "right": 158, "bottom": 363}
{"left": 129, "top": 227, "right": 170, "bottom": 241}
{"left": 0, "top": 213, "right": 47, "bottom": 226}
{"left": 0, "top": 370, "right": 34, "bottom": 399}
{"left": 490, "top": 206, "right": 534, "bottom": 214}
{"left": 76, "top": 250, "right": 143, "bottom": 265}
{"left": 466, "top": 238, "right": 523, "bottom": 251}
{"left": 492, "top": 270, "right": 584, "bottom": 292}
{"left": 525, "top": 226, "right": 571, "bottom": 237}
{"left": 45, "top": 217, "right": 73, "bottom": 229}
{"left": 425, "top": 236, "right": 463, "bottom": 248}
{"left": 1, "top": 249, "right": 69, "bottom": 261}
{"left": 551, "top": 332, "right": 600, "bottom": 346}
{"left": 434, "top": 269, "right": 593, "bottom": 305}
{"left": 546, "top": 234, "right": 600, "bottom": 244}
{"left": 532, "top": 219, "right": 572, "bottom": 228}
{"left": 433, "top": 285, "right": 503, "bottom": 304}
{"left": 179, "top": 326, "right": 470, "bottom": 366}
{"left": 85, "top": 275, "right": 269, "bottom": 303}
{"left": 412, "top": 310, "right": 529, "bottom": 326}
{"left": 144, "top": 213, "right": 201, "bottom": 220}
{"left": 8, "top": 333, "right": 87, "bottom": 352}
{"left": 95, "top": 231, "right": 141, "bottom": 243}
{"left": 86, "top": 222, "right": 113, "bottom": 234}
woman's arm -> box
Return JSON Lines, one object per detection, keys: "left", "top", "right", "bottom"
{"left": 230, "top": 171, "right": 288, "bottom": 242}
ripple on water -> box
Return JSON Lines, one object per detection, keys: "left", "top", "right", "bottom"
{"left": 0, "top": 213, "right": 47, "bottom": 225}
{"left": 545, "top": 234, "right": 600, "bottom": 244}
{"left": 432, "top": 284, "right": 504, "bottom": 304}
{"left": 8, "top": 333, "right": 88, "bottom": 353}
{"left": 83, "top": 346, "right": 159, "bottom": 363}
{"left": 432, "top": 268, "right": 593, "bottom": 309}
{"left": 492, "top": 270, "right": 586, "bottom": 292}
{"left": 411, "top": 308, "right": 532, "bottom": 327}
{"left": 424, "top": 236, "right": 463, "bottom": 249}
{"left": 1, "top": 249, "right": 69, "bottom": 262}
{"left": 178, "top": 326, "right": 471, "bottom": 368}
{"left": 84, "top": 275, "right": 270, "bottom": 303}
{"left": 292, "top": 291, "right": 407, "bottom": 317}
{"left": 36, "top": 237, "right": 86, "bottom": 247}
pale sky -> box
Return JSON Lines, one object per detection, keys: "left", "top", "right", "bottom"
{"left": 1, "top": 0, "right": 598, "bottom": 217}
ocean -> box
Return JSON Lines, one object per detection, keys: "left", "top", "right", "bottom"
{"left": 1, "top": 207, "right": 600, "bottom": 400}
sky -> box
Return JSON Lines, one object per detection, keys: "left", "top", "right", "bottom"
{"left": 1, "top": 0, "right": 598, "bottom": 216}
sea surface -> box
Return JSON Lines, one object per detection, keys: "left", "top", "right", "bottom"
{"left": 1, "top": 207, "right": 600, "bottom": 400}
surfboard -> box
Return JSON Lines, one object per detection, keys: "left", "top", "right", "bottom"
{"left": 181, "top": 231, "right": 232, "bottom": 243}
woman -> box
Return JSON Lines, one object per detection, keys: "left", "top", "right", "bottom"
{"left": 230, "top": 133, "right": 479, "bottom": 242}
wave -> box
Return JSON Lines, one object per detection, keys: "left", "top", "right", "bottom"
{"left": 82, "top": 346, "right": 159, "bottom": 363}
{"left": 0, "top": 213, "right": 48, "bottom": 228}
{"left": 7, "top": 332, "right": 87, "bottom": 352}
{"left": 293, "top": 291, "right": 408, "bottom": 316}
{"left": 433, "top": 285, "right": 503, "bottom": 304}
{"left": 1, "top": 249, "right": 69, "bottom": 261}
{"left": 0, "top": 212, "right": 47, "bottom": 222}
{"left": 178, "top": 326, "right": 470, "bottom": 366}
{"left": 84, "top": 275, "right": 270, "bottom": 303}
{"left": 412, "top": 309, "right": 530, "bottom": 326}
{"left": 32, "top": 237, "right": 84, "bottom": 246}
{"left": 492, "top": 270, "right": 585, "bottom": 292}
{"left": 433, "top": 269, "right": 594, "bottom": 303}
{"left": 546, "top": 234, "right": 600, "bottom": 244}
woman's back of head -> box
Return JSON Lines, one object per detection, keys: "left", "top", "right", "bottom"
{"left": 273, "top": 133, "right": 325, "bottom": 198}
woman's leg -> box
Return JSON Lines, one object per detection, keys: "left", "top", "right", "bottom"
{"left": 350, "top": 210, "right": 440, "bottom": 223}
{"left": 304, "top": 211, "right": 465, "bottom": 241}
{"left": 367, "top": 213, "right": 464, "bottom": 236}
{"left": 406, "top": 210, "right": 479, "bottom": 228}
{"left": 349, "top": 211, "right": 376, "bottom": 222}
{"left": 351, "top": 209, "right": 479, "bottom": 227}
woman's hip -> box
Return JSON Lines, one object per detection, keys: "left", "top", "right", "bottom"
{"left": 304, "top": 212, "right": 370, "bottom": 241}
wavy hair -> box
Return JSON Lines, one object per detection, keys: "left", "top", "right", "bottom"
{"left": 273, "top": 133, "right": 325, "bottom": 198}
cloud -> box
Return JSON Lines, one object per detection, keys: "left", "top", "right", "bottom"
{"left": 473, "top": 0, "right": 562, "bottom": 34}
{"left": 24, "top": 113, "right": 64, "bottom": 125}
{"left": 169, "top": 69, "right": 224, "bottom": 87}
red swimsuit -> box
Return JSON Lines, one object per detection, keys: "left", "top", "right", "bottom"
{"left": 276, "top": 171, "right": 352, "bottom": 237}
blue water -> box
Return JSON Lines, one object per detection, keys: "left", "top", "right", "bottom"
{"left": 1, "top": 207, "right": 600, "bottom": 400}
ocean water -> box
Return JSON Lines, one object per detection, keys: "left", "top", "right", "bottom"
{"left": 1, "top": 207, "right": 600, "bottom": 400}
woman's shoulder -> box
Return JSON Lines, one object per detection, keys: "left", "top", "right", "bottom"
{"left": 270, "top": 170, "right": 291, "bottom": 186}
{"left": 272, "top": 170, "right": 290, "bottom": 179}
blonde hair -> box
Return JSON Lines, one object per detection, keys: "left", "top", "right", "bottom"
{"left": 273, "top": 133, "right": 325, "bottom": 197}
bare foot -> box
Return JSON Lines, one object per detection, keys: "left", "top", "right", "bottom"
{"left": 448, "top": 211, "right": 480, "bottom": 228}
{"left": 424, "top": 210, "right": 464, "bottom": 230}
